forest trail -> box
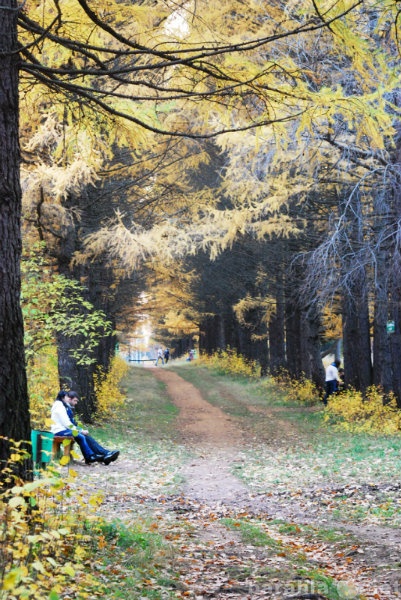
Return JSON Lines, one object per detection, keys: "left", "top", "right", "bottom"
{"left": 76, "top": 367, "right": 401, "bottom": 599}
{"left": 152, "top": 368, "right": 249, "bottom": 504}
{"left": 151, "top": 368, "right": 401, "bottom": 599}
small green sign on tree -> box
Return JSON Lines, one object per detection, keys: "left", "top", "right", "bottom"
{"left": 386, "top": 321, "right": 395, "bottom": 334}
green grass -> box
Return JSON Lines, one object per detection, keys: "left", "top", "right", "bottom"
{"left": 93, "top": 366, "right": 179, "bottom": 446}
{"left": 221, "top": 517, "right": 283, "bottom": 549}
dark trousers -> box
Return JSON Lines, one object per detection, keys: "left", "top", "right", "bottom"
{"left": 55, "top": 430, "right": 108, "bottom": 460}
{"left": 323, "top": 380, "right": 338, "bottom": 405}
{"left": 85, "top": 435, "right": 109, "bottom": 456}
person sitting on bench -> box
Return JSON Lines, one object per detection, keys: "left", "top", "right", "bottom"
{"left": 51, "top": 390, "right": 119, "bottom": 465}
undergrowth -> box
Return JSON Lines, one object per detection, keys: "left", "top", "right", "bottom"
{"left": 0, "top": 443, "right": 106, "bottom": 599}
{"left": 28, "top": 348, "right": 60, "bottom": 431}
{"left": 324, "top": 386, "right": 401, "bottom": 434}
{"left": 0, "top": 440, "right": 176, "bottom": 600}
{"left": 94, "top": 355, "right": 129, "bottom": 420}
{"left": 198, "top": 347, "right": 261, "bottom": 379}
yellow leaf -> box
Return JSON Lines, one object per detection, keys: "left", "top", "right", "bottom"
{"left": 32, "top": 560, "right": 46, "bottom": 573}
{"left": 3, "top": 570, "right": 20, "bottom": 590}
{"left": 8, "top": 496, "right": 26, "bottom": 508}
{"left": 62, "top": 564, "right": 75, "bottom": 577}
{"left": 74, "top": 546, "right": 86, "bottom": 560}
{"left": 24, "top": 480, "right": 44, "bottom": 492}
{"left": 59, "top": 455, "right": 70, "bottom": 466}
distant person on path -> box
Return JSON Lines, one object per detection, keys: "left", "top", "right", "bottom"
{"left": 155, "top": 348, "right": 164, "bottom": 366}
{"left": 51, "top": 390, "right": 119, "bottom": 465}
{"left": 323, "top": 360, "right": 341, "bottom": 405}
{"left": 164, "top": 348, "right": 170, "bottom": 364}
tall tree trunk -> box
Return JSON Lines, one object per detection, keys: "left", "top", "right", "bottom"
{"left": 269, "top": 276, "right": 286, "bottom": 375}
{"left": 57, "top": 333, "right": 98, "bottom": 422}
{"left": 389, "top": 117, "right": 401, "bottom": 405}
{"left": 199, "top": 314, "right": 224, "bottom": 353}
{"left": 300, "top": 304, "right": 325, "bottom": 392}
{"left": 340, "top": 189, "right": 372, "bottom": 392}
{"left": 342, "top": 280, "right": 372, "bottom": 392}
{"left": 285, "top": 297, "right": 302, "bottom": 379}
{"left": 390, "top": 276, "right": 401, "bottom": 404}
{"left": 0, "top": 2, "right": 32, "bottom": 482}
{"left": 372, "top": 192, "right": 393, "bottom": 396}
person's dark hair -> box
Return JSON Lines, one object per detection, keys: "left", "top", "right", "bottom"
{"left": 334, "top": 359, "right": 341, "bottom": 368}
{"left": 56, "top": 390, "right": 67, "bottom": 401}
{"left": 67, "top": 391, "right": 79, "bottom": 399}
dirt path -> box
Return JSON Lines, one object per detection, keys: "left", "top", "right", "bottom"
{"left": 153, "top": 369, "right": 250, "bottom": 504}
{"left": 151, "top": 368, "right": 401, "bottom": 599}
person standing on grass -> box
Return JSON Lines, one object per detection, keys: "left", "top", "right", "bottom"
{"left": 51, "top": 391, "right": 119, "bottom": 465}
{"left": 155, "top": 347, "right": 164, "bottom": 366}
{"left": 323, "top": 359, "right": 341, "bottom": 406}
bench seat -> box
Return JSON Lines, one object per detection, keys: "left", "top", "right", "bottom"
{"left": 52, "top": 435, "right": 75, "bottom": 459}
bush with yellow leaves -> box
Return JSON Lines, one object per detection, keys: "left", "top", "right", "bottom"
{"left": 199, "top": 347, "right": 261, "bottom": 379}
{"left": 286, "top": 375, "right": 321, "bottom": 405}
{"left": 270, "top": 370, "right": 321, "bottom": 405}
{"left": 93, "top": 355, "right": 129, "bottom": 419}
{"left": 28, "top": 348, "right": 60, "bottom": 430}
{"left": 0, "top": 440, "right": 106, "bottom": 600}
{"left": 324, "top": 386, "right": 401, "bottom": 434}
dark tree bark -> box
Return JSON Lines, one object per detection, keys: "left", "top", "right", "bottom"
{"left": 268, "top": 293, "right": 286, "bottom": 375}
{"left": 286, "top": 290, "right": 325, "bottom": 391}
{"left": 390, "top": 277, "right": 401, "bottom": 404}
{"left": 199, "top": 314, "right": 226, "bottom": 353}
{"left": 0, "top": 0, "right": 32, "bottom": 482}
{"left": 340, "top": 190, "right": 372, "bottom": 392}
{"left": 300, "top": 305, "right": 325, "bottom": 391}
{"left": 285, "top": 296, "right": 302, "bottom": 378}
{"left": 388, "top": 119, "right": 401, "bottom": 405}
{"left": 372, "top": 191, "right": 395, "bottom": 397}
{"left": 342, "top": 281, "right": 372, "bottom": 392}
{"left": 57, "top": 332, "right": 98, "bottom": 422}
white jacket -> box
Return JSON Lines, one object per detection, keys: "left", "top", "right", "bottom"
{"left": 50, "top": 401, "right": 74, "bottom": 434}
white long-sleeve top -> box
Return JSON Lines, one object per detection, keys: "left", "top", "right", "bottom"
{"left": 50, "top": 401, "right": 74, "bottom": 434}
{"left": 325, "top": 363, "right": 339, "bottom": 382}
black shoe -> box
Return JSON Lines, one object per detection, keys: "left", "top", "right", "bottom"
{"left": 84, "top": 454, "right": 104, "bottom": 464}
{"left": 103, "top": 450, "right": 119, "bottom": 465}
